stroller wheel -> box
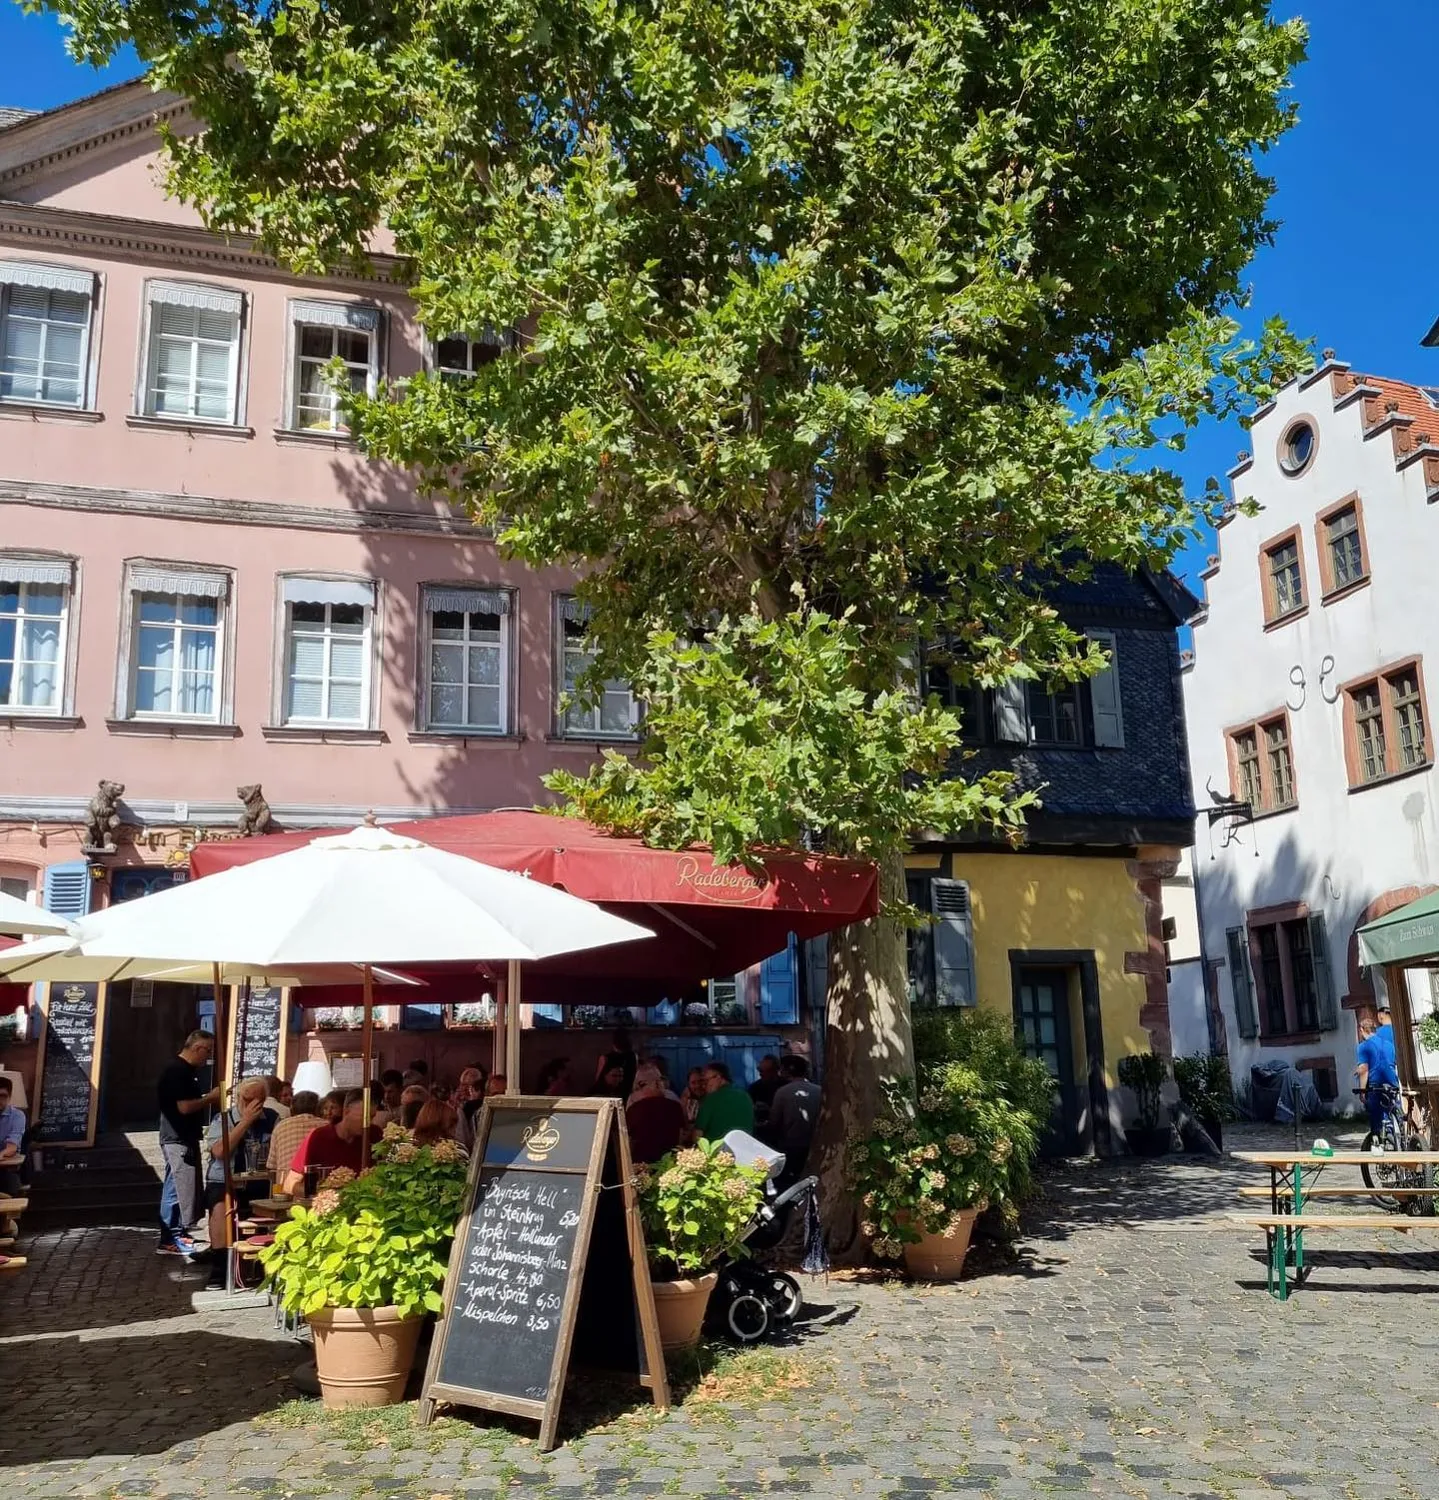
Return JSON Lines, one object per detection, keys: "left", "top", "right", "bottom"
{"left": 768, "top": 1272, "right": 803, "bottom": 1322}
{"left": 725, "top": 1292, "right": 771, "bottom": 1344}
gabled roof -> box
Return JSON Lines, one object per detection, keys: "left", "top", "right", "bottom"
{"left": 0, "top": 75, "right": 183, "bottom": 185}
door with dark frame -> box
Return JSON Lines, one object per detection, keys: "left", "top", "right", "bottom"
{"left": 1012, "top": 965, "right": 1082, "bottom": 1156}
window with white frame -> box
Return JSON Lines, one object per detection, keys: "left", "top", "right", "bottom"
{"left": 289, "top": 301, "right": 380, "bottom": 432}
{"left": 422, "top": 586, "right": 511, "bottom": 733}
{"left": 142, "top": 282, "right": 243, "bottom": 423}
{"left": 281, "top": 578, "right": 374, "bottom": 726}
{"left": 556, "top": 597, "right": 635, "bottom": 737}
{"left": 125, "top": 567, "right": 228, "bottom": 720}
{"left": 0, "top": 557, "right": 71, "bottom": 713}
{"left": 0, "top": 261, "right": 94, "bottom": 408}
{"left": 434, "top": 329, "right": 511, "bottom": 380}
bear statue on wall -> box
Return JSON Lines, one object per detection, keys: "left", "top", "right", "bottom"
{"left": 237, "top": 783, "right": 277, "bottom": 837}
{"left": 82, "top": 780, "right": 125, "bottom": 854}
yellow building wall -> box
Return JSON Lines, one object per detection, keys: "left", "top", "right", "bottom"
{"left": 949, "top": 850, "right": 1154, "bottom": 1088}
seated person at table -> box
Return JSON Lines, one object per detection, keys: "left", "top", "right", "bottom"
{"left": 412, "top": 1099, "right": 458, "bottom": 1148}
{"left": 485, "top": 1073, "right": 507, "bottom": 1096}
{"left": 203, "top": 1077, "right": 279, "bottom": 1272}
{"left": 266, "top": 1091, "right": 321, "bottom": 1179}
{"left": 539, "top": 1057, "right": 574, "bottom": 1096}
{"left": 597, "top": 1061, "right": 627, "bottom": 1099}
{"left": 282, "top": 1090, "right": 382, "bottom": 1195}
{"left": 399, "top": 1084, "right": 429, "bottom": 1129}
{"left": 262, "top": 1075, "right": 290, "bottom": 1120}
{"left": 380, "top": 1069, "right": 405, "bottom": 1111}
{"left": 320, "top": 1089, "right": 346, "bottom": 1126}
{"left": 626, "top": 1065, "right": 686, "bottom": 1163}
{"left": 0, "top": 1076, "right": 26, "bottom": 1199}
{"left": 747, "top": 1055, "right": 782, "bottom": 1127}
{"left": 695, "top": 1061, "right": 755, "bottom": 1141}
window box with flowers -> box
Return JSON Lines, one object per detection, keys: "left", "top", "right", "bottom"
{"left": 847, "top": 1062, "right": 1045, "bottom": 1282}
{"left": 258, "top": 1125, "right": 469, "bottom": 1407}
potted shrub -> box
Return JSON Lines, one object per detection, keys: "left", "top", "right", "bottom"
{"left": 1118, "top": 1052, "right": 1172, "bottom": 1156}
{"left": 1173, "top": 1053, "right": 1234, "bottom": 1150}
{"left": 848, "top": 1055, "right": 1046, "bottom": 1282}
{"left": 258, "top": 1125, "right": 469, "bottom": 1407}
{"left": 637, "top": 1141, "right": 767, "bottom": 1349}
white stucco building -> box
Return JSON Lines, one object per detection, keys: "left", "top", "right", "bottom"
{"left": 1182, "top": 353, "right": 1439, "bottom": 1110}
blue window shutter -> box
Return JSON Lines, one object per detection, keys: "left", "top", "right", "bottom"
{"left": 760, "top": 936, "right": 799, "bottom": 1025}
{"left": 42, "top": 860, "right": 91, "bottom": 920}
{"left": 930, "top": 878, "right": 976, "bottom": 1007}
{"left": 530, "top": 1003, "right": 564, "bottom": 1027}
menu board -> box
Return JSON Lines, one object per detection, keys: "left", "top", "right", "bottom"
{"left": 35, "top": 981, "right": 106, "bottom": 1146}
{"left": 420, "top": 1097, "right": 668, "bottom": 1449}
{"left": 230, "top": 983, "right": 284, "bottom": 1085}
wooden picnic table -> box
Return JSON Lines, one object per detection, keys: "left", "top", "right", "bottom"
{"left": 1230, "top": 1149, "right": 1439, "bottom": 1299}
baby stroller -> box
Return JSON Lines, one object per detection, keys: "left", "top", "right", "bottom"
{"left": 708, "top": 1131, "right": 821, "bottom": 1345}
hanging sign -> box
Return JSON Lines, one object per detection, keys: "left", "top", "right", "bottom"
{"left": 419, "top": 1096, "right": 669, "bottom": 1449}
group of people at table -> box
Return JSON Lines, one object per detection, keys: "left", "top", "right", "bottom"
{"left": 154, "top": 1026, "right": 820, "bottom": 1288}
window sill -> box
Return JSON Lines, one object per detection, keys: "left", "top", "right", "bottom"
{"left": 1262, "top": 606, "right": 1309, "bottom": 632}
{"left": 1347, "top": 760, "right": 1433, "bottom": 795}
{"left": 126, "top": 415, "right": 253, "bottom": 439}
{"left": 1250, "top": 801, "right": 1299, "bottom": 822}
{"left": 1258, "top": 1030, "right": 1325, "bottom": 1047}
{"left": 273, "top": 427, "right": 356, "bottom": 449}
{"left": 0, "top": 401, "right": 103, "bottom": 424}
{"left": 407, "top": 730, "right": 526, "bottom": 746}
{"left": 545, "top": 733, "right": 641, "bottom": 748}
{"left": 1321, "top": 576, "right": 1370, "bottom": 606}
{"left": 0, "top": 712, "right": 83, "bottom": 731}
{"left": 106, "top": 718, "right": 240, "bottom": 739}
{"left": 261, "top": 724, "right": 387, "bottom": 745}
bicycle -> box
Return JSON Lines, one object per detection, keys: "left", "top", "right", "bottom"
{"left": 1356, "top": 1085, "right": 1434, "bottom": 1213}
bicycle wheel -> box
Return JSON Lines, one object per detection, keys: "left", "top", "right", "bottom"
{"left": 1361, "top": 1132, "right": 1402, "bottom": 1211}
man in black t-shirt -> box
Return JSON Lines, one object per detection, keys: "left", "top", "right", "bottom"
{"left": 157, "top": 1029, "right": 219, "bottom": 1257}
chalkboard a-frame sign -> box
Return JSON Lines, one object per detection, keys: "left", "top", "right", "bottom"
{"left": 418, "top": 1096, "right": 670, "bottom": 1450}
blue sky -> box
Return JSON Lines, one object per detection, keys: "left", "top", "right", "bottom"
{"left": 2, "top": 4, "right": 1435, "bottom": 595}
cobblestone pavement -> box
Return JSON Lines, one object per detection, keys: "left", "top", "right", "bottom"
{"left": 6, "top": 1125, "right": 1439, "bottom": 1499}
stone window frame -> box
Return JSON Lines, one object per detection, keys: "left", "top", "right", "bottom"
{"left": 415, "top": 582, "right": 518, "bottom": 737}
{"left": 1258, "top": 523, "right": 1310, "bottom": 629}
{"left": 0, "top": 551, "right": 80, "bottom": 719}
{"left": 1314, "top": 492, "right": 1370, "bottom": 602}
{"left": 1246, "top": 900, "right": 1320, "bottom": 1043}
{"left": 1276, "top": 414, "right": 1319, "bottom": 478}
{"left": 1340, "top": 655, "right": 1432, "bottom": 791}
{"left": 1224, "top": 706, "right": 1298, "bottom": 816}
{"left": 0, "top": 260, "right": 102, "bottom": 412}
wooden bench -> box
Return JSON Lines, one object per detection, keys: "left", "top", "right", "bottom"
{"left": 1230, "top": 1213, "right": 1439, "bottom": 1298}
{"left": 1236, "top": 1184, "right": 1439, "bottom": 1199}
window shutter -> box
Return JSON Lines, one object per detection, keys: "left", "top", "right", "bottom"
{"left": 42, "top": 860, "right": 91, "bottom": 920}
{"left": 930, "top": 878, "right": 976, "bottom": 1007}
{"left": 1226, "top": 926, "right": 1258, "bottom": 1039}
{"left": 994, "top": 679, "right": 1030, "bottom": 744}
{"left": 1086, "top": 629, "right": 1126, "bottom": 748}
{"left": 759, "top": 937, "right": 800, "bottom": 1025}
{"left": 1309, "top": 912, "right": 1339, "bottom": 1031}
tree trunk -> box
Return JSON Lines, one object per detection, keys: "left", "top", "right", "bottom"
{"left": 811, "top": 850, "right": 913, "bottom": 1264}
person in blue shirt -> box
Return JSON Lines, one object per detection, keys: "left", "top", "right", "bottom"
{"left": 1355, "top": 1010, "right": 1400, "bottom": 1134}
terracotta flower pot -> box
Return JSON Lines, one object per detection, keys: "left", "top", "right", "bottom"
{"left": 307, "top": 1304, "right": 425, "bottom": 1408}
{"left": 900, "top": 1208, "right": 980, "bottom": 1282}
{"left": 650, "top": 1272, "right": 718, "bottom": 1350}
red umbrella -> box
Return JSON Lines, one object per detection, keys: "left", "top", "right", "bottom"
{"left": 190, "top": 810, "right": 877, "bottom": 998}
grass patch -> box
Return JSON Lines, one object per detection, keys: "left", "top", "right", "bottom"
{"left": 260, "top": 1397, "right": 513, "bottom": 1456}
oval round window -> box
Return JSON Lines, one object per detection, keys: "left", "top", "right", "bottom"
{"left": 1279, "top": 420, "right": 1316, "bottom": 475}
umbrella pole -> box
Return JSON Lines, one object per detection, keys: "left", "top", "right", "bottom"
{"left": 361, "top": 964, "right": 375, "bottom": 1168}
{"left": 213, "top": 962, "right": 235, "bottom": 1293}
{"left": 505, "top": 959, "right": 521, "bottom": 1094}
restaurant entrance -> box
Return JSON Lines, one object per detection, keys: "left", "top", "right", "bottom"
{"left": 103, "top": 980, "right": 209, "bottom": 1129}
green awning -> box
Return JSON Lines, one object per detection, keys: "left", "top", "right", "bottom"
{"left": 1357, "top": 890, "right": 1439, "bottom": 967}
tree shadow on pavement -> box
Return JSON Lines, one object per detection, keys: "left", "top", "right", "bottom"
{"left": 0, "top": 1328, "right": 299, "bottom": 1466}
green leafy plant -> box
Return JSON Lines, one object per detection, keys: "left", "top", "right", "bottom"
{"left": 637, "top": 1141, "right": 767, "bottom": 1279}
{"left": 1418, "top": 1012, "right": 1439, "bottom": 1057}
{"left": 258, "top": 1127, "right": 469, "bottom": 1318}
{"left": 1118, "top": 1052, "right": 1168, "bottom": 1130}
{"left": 1172, "top": 1053, "right": 1234, "bottom": 1123}
{"left": 847, "top": 1059, "right": 1045, "bottom": 1259}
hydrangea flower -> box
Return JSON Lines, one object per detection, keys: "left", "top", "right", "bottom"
{"left": 320, "top": 1167, "right": 356, "bottom": 1190}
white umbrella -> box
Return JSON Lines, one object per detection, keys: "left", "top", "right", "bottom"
{"left": 64, "top": 823, "right": 652, "bottom": 967}
{"left": 0, "top": 889, "right": 73, "bottom": 938}
{"left": 0, "top": 936, "right": 424, "bottom": 989}
{"left": 57, "top": 824, "right": 653, "bottom": 1137}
